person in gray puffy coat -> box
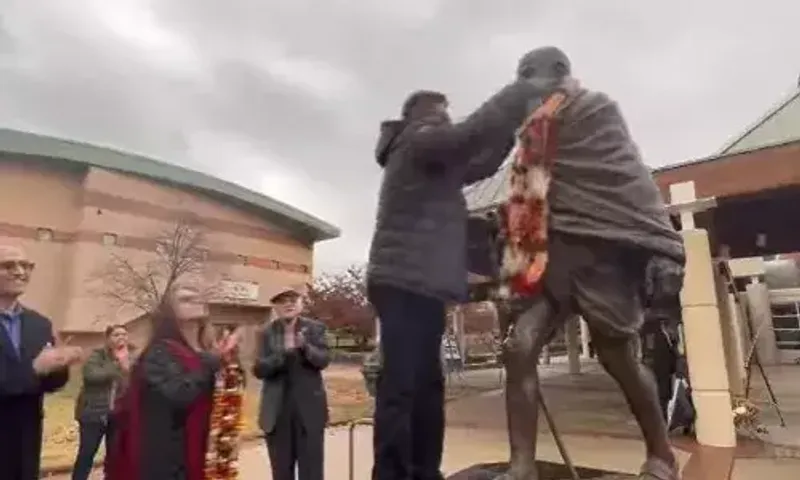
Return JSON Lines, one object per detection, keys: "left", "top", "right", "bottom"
{"left": 367, "top": 82, "right": 545, "bottom": 480}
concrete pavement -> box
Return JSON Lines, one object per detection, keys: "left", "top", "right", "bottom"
{"left": 45, "top": 361, "right": 800, "bottom": 478}
{"left": 235, "top": 422, "right": 800, "bottom": 479}
{"left": 235, "top": 424, "right": 679, "bottom": 479}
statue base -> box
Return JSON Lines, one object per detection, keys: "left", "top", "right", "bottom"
{"left": 446, "top": 461, "right": 636, "bottom": 479}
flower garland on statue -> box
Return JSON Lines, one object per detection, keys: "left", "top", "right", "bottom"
{"left": 205, "top": 358, "right": 246, "bottom": 480}
{"left": 732, "top": 396, "right": 768, "bottom": 437}
{"left": 497, "top": 90, "right": 571, "bottom": 299}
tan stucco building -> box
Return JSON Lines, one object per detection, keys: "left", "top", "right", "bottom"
{"left": 0, "top": 128, "right": 340, "bottom": 357}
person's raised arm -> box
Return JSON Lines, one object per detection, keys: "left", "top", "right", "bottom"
{"left": 299, "top": 321, "right": 331, "bottom": 371}
{"left": 462, "top": 135, "right": 516, "bottom": 186}
{"left": 251, "top": 324, "right": 287, "bottom": 379}
{"left": 141, "top": 341, "right": 220, "bottom": 408}
{"left": 39, "top": 327, "right": 75, "bottom": 393}
{"left": 409, "top": 80, "right": 543, "bottom": 168}
{"left": 81, "top": 350, "right": 121, "bottom": 386}
{"left": 0, "top": 354, "right": 39, "bottom": 396}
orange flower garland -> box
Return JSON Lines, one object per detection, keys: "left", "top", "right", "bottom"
{"left": 499, "top": 91, "right": 569, "bottom": 297}
{"left": 205, "top": 360, "right": 246, "bottom": 480}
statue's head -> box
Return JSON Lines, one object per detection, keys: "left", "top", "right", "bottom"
{"left": 516, "top": 46, "right": 572, "bottom": 91}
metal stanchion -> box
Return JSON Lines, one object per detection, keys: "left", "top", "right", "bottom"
{"left": 348, "top": 417, "right": 374, "bottom": 480}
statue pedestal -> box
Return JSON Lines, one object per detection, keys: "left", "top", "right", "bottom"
{"left": 445, "top": 462, "right": 635, "bottom": 479}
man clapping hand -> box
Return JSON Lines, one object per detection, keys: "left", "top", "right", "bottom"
{"left": 0, "top": 244, "right": 81, "bottom": 480}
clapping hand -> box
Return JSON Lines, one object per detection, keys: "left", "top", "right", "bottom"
{"left": 213, "top": 328, "right": 242, "bottom": 359}
{"left": 115, "top": 347, "right": 131, "bottom": 371}
{"left": 296, "top": 328, "right": 307, "bottom": 348}
{"left": 32, "top": 338, "right": 84, "bottom": 375}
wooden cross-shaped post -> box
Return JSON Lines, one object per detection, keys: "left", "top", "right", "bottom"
{"left": 667, "top": 180, "right": 737, "bottom": 449}
{"left": 666, "top": 181, "right": 717, "bottom": 230}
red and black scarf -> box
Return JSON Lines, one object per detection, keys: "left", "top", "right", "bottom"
{"left": 106, "top": 340, "right": 212, "bottom": 480}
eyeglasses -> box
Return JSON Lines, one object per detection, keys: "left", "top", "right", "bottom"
{"left": 0, "top": 260, "right": 35, "bottom": 272}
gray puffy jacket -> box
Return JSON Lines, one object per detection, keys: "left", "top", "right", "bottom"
{"left": 367, "top": 81, "right": 545, "bottom": 301}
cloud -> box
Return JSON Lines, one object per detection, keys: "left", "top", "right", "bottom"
{"left": 259, "top": 53, "right": 358, "bottom": 101}
{"left": 1, "top": 0, "right": 800, "bottom": 273}
{"left": 86, "top": 0, "right": 203, "bottom": 75}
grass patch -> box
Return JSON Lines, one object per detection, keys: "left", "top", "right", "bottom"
{"left": 41, "top": 373, "right": 374, "bottom": 471}
{"left": 41, "top": 370, "right": 492, "bottom": 472}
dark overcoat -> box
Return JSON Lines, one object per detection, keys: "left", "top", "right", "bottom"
{"left": 0, "top": 308, "right": 69, "bottom": 480}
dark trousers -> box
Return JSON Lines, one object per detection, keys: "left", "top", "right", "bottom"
{"left": 368, "top": 284, "right": 446, "bottom": 480}
{"left": 266, "top": 404, "right": 324, "bottom": 480}
{"left": 641, "top": 326, "right": 677, "bottom": 421}
{"left": 0, "top": 400, "right": 43, "bottom": 480}
{"left": 72, "top": 419, "right": 114, "bottom": 480}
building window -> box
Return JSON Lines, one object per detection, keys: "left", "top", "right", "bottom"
{"left": 36, "top": 228, "right": 53, "bottom": 242}
{"left": 772, "top": 301, "right": 800, "bottom": 351}
{"left": 102, "top": 233, "right": 118, "bottom": 246}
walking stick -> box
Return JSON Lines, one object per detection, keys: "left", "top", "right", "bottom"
{"left": 539, "top": 392, "right": 580, "bottom": 480}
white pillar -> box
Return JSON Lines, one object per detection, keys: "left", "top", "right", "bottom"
{"left": 728, "top": 293, "right": 750, "bottom": 370}
{"left": 541, "top": 345, "right": 551, "bottom": 365}
{"left": 745, "top": 281, "right": 780, "bottom": 365}
{"left": 671, "top": 181, "right": 736, "bottom": 448}
{"left": 374, "top": 316, "right": 381, "bottom": 344}
{"left": 714, "top": 279, "right": 746, "bottom": 397}
{"left": 579, "top": 317, "right": 591, "bottom": 359}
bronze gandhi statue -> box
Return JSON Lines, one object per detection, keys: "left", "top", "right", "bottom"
{"left": 473, "top": 47, "right": 685, "bottom": 480}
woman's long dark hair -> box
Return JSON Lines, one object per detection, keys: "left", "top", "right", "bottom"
{"left": 196, "top": 320, "right": 215, "bottom": 351}
{"left": 129, "top": 285, "right": 197, "bottom": 379}
{"left": 145, "top": 284, "right": 196, "bottom": 351}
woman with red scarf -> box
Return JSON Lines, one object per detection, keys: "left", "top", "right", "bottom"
{"left": 106, "top": 284, "right": 240, "bottom": 480}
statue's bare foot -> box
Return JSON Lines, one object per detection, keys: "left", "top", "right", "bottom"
{"left": 492, "top": 466, "right": 537, "bottom": 480}
{"left": 493, "top": 474, "right": 535, "bottom": 480}
{"left": 639, "top": 457, "right": 679, "bottom": 480}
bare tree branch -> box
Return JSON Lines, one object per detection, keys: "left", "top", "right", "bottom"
{"left": 89, "top": 216, "right": 226, "bottom": 321}
{"left": 306, "top": 265, "right": 374, "bottom": 345}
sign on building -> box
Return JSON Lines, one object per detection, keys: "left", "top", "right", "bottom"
{"left": 216, "top": 280, "right": 260, "bottom": 302}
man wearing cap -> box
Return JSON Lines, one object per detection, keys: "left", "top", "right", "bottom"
{"left": 367, "top": 77, "right": 549, "bottom": 479}
{"left": 252, "top": 287, "right": 330, "bottom": 480}
{"left": 0, "top": 244, "right": 84, "bottom": 480}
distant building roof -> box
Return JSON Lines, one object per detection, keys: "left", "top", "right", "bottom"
{"left": 0, "top": 128, "right": 340, "bottom": 242}
{"left": 463, "top": 162, "right": 512, "bottom": 213}
{"left": 716, "top": 86, "right": 800, "bottom": 155}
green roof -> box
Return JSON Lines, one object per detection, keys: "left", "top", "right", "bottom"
{"left": 0, "top": 128, "right": 340, "bottom": 242}
{"left": 716, "top": 86, "right": 800, "bottom": 156}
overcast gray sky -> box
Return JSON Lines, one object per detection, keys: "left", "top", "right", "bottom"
{"left": 1, "top": 1, "right": 799, "bottom": 273}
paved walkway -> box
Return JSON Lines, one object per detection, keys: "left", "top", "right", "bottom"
{"left": 236, "top": 424, "right": 688, "bottom": 479}
{"left": 235, "top": 422, "right": 800, "bottom": 479}
{"left": 45, "top": 360, "right": 800, "bottom": 478}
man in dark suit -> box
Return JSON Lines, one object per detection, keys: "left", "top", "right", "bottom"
{"left": 0, "top": 244, "right": 84, "bottom": 480}
{"left": 253, "top": 286, "right": 330, "bottom": 480}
